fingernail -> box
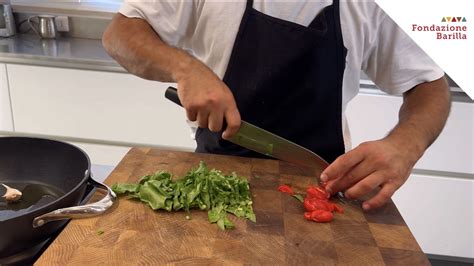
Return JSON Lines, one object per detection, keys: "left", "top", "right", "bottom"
{"left": 320, "top": 173, "right": 328, "bottom": 182}
{"left": 362, "top": 202, "right": 370, "bottom": 211}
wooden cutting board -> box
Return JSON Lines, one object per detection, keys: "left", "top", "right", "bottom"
{"left": 36, "top": 148, "right": 428, "bottom": 265}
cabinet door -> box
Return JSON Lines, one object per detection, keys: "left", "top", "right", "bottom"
{"left": 0, "top": 64, "right": 13, "bottom": 131}
{"left": 7, "top": 64, "right": 196, "bottom": 151}
{"left": 392, "top": 173, "right": 474, "bottom": 258}
{"left": 346, "top": 92, "right": 474, "bottom": 174}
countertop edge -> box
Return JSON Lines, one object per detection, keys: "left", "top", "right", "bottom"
{"left": 0, "top": 54, "right": 126, "bottom": 73}
{"left": 359, "top": 85, "right": 473, "bottom": 103}
{"left": 0, "top": 50, "right": 470, "bottom": 102}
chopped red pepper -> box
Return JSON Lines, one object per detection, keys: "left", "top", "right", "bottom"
{"left": 278, "top": 182, "right": 343, "bottom": 223}
{"left": 306, "top": 185, "right": 329, "bottom": 200}
{"left": 304, "top": 198, "right": 331, "bottom": 212}
{"left": 277, "top": 184, "right": 294, "bottom": 195}
{"left": 310, "top": 210, "right": 333, "bottom": 222}
{"left": 333, "top": 203, "right": 344, "bottom": 214}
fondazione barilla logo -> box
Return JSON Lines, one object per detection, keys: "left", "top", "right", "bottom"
{"left": 412, "top": 17, "right": 468, "bottom": 40}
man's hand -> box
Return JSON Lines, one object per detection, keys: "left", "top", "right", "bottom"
{"left": 320, "top": 136, "right": 417, "bottom": 211}
{"left": 103, "top": 14, "right": 241, "bottom": 138}
{"left": 320, "top": 77, "right": 450, "bottom": 211}
{"left": 174, "top": 59, "right": 241, "bottom": 139}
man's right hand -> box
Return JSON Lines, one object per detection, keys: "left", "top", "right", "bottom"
{"left": 174, "top": 58, "right": 241, "bottom": 139}
{"left": 103, "top": 14, "right": 241, "bottom": 138}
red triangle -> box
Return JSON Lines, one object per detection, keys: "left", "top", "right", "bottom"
{"left": 452, "top": 17, "right": 457, "bottom": 22}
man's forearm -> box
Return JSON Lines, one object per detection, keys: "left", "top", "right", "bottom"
{"left": 103, "top": 13, "right": 193, "bottom": 82}
{"left": 386, "top": 77, "right": 451, "bottom": 161}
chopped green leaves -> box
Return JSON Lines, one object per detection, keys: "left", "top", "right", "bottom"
{"left": 292, "top": 194, "right": 305, "bottom": 203}
{"left": 112, "top": 161, "right": 255, "bottom": 230}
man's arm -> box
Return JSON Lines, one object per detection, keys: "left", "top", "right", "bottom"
{"left": 321, "top": 77, "right": 451, "bottom": 210}
{"left": 103, "top": 13, "right": 241, "bottom": 137}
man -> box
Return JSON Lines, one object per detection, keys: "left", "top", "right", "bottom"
{"left": 103, "top": 0, "right": 451, "bottom": 211}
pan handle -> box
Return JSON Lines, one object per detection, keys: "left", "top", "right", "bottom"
{"left": 32, "top": 177, "right": 116, "bottom": 228}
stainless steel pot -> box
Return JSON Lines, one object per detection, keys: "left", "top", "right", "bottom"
{"left": 28, "top": 15, "right": 58, "bottom": 39}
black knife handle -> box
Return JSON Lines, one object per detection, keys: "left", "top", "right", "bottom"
{"left": 165, "top": 87, "right": 183, "bottom": 107}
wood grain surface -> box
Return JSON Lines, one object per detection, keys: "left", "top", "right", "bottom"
{"left": 36, "top": 148, "right": 428, "bottom": 265}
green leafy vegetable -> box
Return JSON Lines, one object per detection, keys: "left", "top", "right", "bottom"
{"left": 112, "top": 161, "right": 256, "bottom": 230}
{"left": 292, "top": 194, "right": 305, "bottom": 203}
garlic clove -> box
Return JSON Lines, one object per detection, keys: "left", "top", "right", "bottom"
{"left": 1, "top": 183, "right": 22, "bottom": 203}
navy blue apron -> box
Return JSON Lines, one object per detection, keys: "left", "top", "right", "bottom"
{"left": 196, "top": 0, "right": 347, "bottom": 163}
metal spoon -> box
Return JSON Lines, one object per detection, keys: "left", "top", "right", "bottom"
{"left": 1, "top": 183, "right": 22, "bottom": 203}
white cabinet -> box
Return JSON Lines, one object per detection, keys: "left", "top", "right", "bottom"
{"left": 0, "top": 64, "right": 13, "bottom": 132}
{"left": 392, "top": 173, "right": 473, "bottom": 258}
{"left": 346, "top": 91, "right": 474, "bottom": 259}
{"left": 7, "top": 64, "right": 196, "bottom": 165}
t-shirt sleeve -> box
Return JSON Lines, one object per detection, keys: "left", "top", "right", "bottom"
{"left": 119, "top": 0, "right": 197, "bottom": 47}
{"left": 362, "top": 5, "right": 445, "bottom": 95}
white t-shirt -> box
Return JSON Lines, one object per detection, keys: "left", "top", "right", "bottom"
{"left": 119, "top": 0, "right": 444, "bottom": 150}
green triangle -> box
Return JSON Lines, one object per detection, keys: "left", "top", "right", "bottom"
{"left": 462, "top": 17, "right": 467, "bottom": 22}
{"left": 442, "top": 17, "right": 446, "bottom": 22}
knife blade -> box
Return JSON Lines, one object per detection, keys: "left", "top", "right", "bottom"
{"left": 164, "top": 86, "right": 329, "bottom": 181}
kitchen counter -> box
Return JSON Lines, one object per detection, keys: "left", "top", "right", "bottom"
{"left": 0, "top": 34, "right": 124, "bottom": 73}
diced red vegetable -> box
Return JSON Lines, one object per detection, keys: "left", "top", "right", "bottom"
{"left": 310, "top": 210, "right": 333, "bottom": 222}
{"left": 333, "top": 203, "right": 344, "bottom": 213}
{"left": 306, "top": 185, "right": 329, "bottom": 200}
{"left": 278, "top": 184, "right": 294, "bottom": 195}
{"left": 278, "top": 182, "right": 343, "bottom": 223}
{"left": 304, "top": 198, "right": 331, "bottom": 212}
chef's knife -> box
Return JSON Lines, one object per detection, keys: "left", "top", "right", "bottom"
{"left": 165, "top": 87, "right": 330, "bottom": 180}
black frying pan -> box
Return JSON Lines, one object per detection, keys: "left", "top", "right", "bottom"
{"left": 0, "top": 137, "right": 115, "bottom": 259}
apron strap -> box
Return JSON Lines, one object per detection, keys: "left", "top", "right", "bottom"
{"left": 246, "top": 0, "right": 254, "bottom": 10}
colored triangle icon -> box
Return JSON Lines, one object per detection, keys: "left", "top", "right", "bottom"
{"left": 462, "top": 17, "right": 467, "bottom": 22}
{"left": 442, "top": 17, "right": 446, "bottom": 22}
{"left": 457, "top": 17, "right": 462, "bottom": 22}
{"left": 447, "top": 17, "right": 452, "bottom": 22}
{"left": 452, "top": 17, "right": 457, "bottom": 22}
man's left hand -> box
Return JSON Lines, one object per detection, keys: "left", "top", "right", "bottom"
{"left": 320, "top": 77, "right": 451, "bottom": 211}
{"left": 320, "top": 136, "right": 420, "bottom": 211}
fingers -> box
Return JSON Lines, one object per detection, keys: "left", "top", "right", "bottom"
{"left": 362, "top": 183, "right": 397, "bottom": 210}
{"left": 343, "top": 172, "right": 384, "bottom": 200}
{"left": 196, "top": 109, "right": 210, "bottom": 129}
{"left": 184, "top": 99, "right": 240, "bottom": 136}
{"left": 222, "top": 107, "right": 241, "bottom": 139}
{"left": 208, "top": 109, "right": 224, "bottom": 132}
{"left": 321, "top": 146, "right": 366, "bottom": 182}
{"left": 325, "top": 160, "right": 377, "bottom": 195}
{"left": 186, "top": 109, "right": 197, "bottom": 122}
